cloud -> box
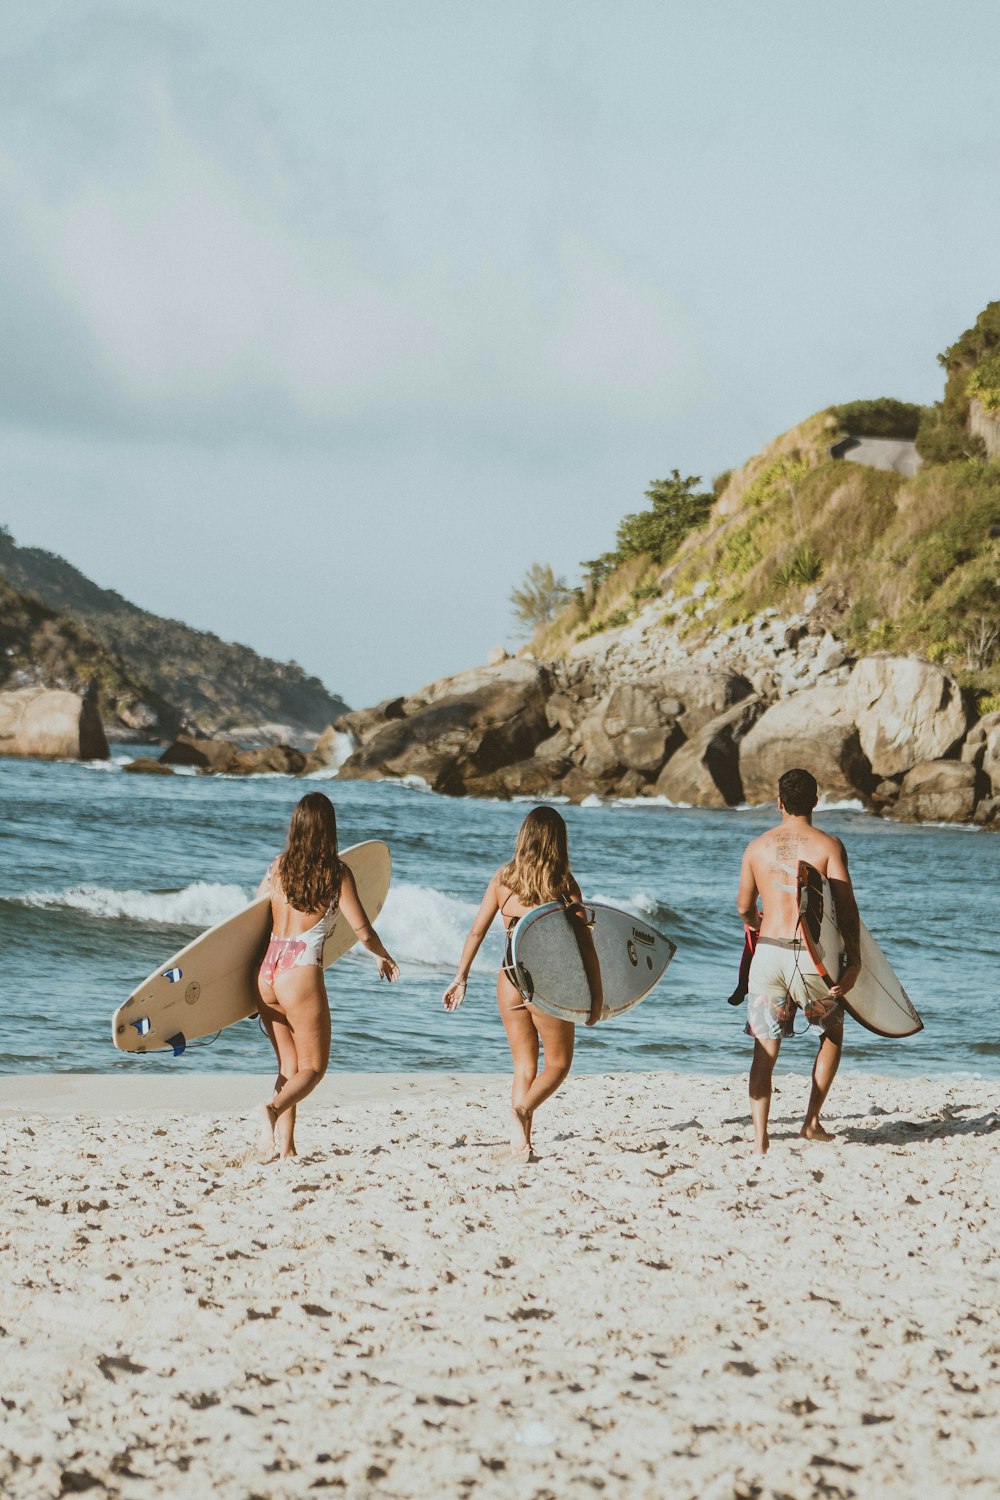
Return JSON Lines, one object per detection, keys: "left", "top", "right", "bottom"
{"left": 0, "top": 11, "right": 703, "bottom": 446}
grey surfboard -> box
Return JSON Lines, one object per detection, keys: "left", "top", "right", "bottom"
{"left": 797, "top": 860, "right": 922, "bottom": 1039}
{"left": 509, "top": 901, "right": 676, "bottom": 1023}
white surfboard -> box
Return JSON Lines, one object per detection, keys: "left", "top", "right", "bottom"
{"left": 797, "top": 860, "right": 922, "bottom": 1039}
{"left": 112, "top": 841, "right": 392, "bottom": 1055}
{"left": 509, "top": 901, "right": 676, "bottom": 1023}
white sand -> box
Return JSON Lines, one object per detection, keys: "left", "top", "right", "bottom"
{"left": 1, "top": 1070, "right": 998, "bottom": 1499}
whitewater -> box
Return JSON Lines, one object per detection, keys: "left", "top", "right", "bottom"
{"left": 1, "top": 748, "right": 996, "bottom": 1077}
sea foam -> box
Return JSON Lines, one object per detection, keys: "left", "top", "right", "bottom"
{"left": 18, "top": 882, "right": 250, "bottom": 929}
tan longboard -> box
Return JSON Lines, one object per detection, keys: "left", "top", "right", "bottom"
{"left": 112, "top": 841, "right": 391, "bottom": 1055}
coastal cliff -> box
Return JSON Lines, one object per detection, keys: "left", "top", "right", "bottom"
{"left": 327, "top": 306, "right": 1000, "bottom": 826}
{"left": 0, "top": 527, "right": 349, "bottom": 743}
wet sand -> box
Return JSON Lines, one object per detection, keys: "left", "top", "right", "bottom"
{"left": 1, "top": 1070, "right": 998, "bottom": 1498}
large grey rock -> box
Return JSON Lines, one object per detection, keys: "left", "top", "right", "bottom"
{"left": 847, "top": 657, "right": 968, "bottom": 777}
{"left": 602, "top": 683, "right": 661, "bottom": 737}
{"left": 618, "top": 726, "right": 673, "bottom": 774}
{"left": 894, "top": 760, "right": 980, "bottom": 824}
{"left": 160, "top": 736, "right": 237, "bottom": 773}
{"left": 338, "top": 661, "right": 551, "bottom": 795}
{"left": 652, "top": 668, "right": 755, "bottom": 736}
{"left": 656, "top": 696, "right": 767, "bottom": 807}
{"left": 0, "top": 687, "right": 108, "bottom": 761}
{"left": 739, "top": 685, "right": 872, "bottom": 805}
{"left": 577, "top": 702, "right": 620, "bottom": 777}
{"left": 962, "top": 712, "right": 1000, "bottom": 791}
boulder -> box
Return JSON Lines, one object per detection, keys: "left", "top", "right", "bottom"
{"left": 331, "top": 697, "right": 405, "bottom": 749}
{"left": 652, "top": 669, "right": 754, "bottom": 736}
{"left": 231, "top": 745, "right": 308, "bottom": 776}
{"left": 847, "top": 657, "right": 968, "bottom": 777}
{"left": 973, "top": 796, "right": 1000, "bottom": 828}
{"left": 160, "top": 736, "right": 237, "bottom": 772}
{"left": 337, "top": 661, "right": 551, "bottom": 795}
{"left": 602, "top": 683, "right": 661, "bottom": 737}
{"left": 122, "top": 757, "right": 175, "bottom": 776}
{"left": 618, "top": 726, "right": 673, "bottom": 774}
{"left": 0, "top": 687, "right": 109, "bottom": 761}
{"left": 464, "top": 756, "right": 566, "bottom": 800}
{"left": 962, "top": 712, "right": 1000, "bottom": 790}
{"left": 545, "top": 691, "right": 583, "bottom": 732}
{"left": 985, "top": 718, "right": 1000, "bottom": 795}
{"left": 560, "top": 767, "right": 608, "bottom": 802}
{"left": 893, "top": 760, "right": 981, "bottom": 824}
{"left": 656, "top": 696, "right": 767, "bottom": 807}
{"left": 577, "top": 703, "right": 620, "bottom": 777}
{"left": 534, "top": 728, "right": 573, "bottom": 762}
{"left": 739, "top": 685, "right": 873, "bottom": 805}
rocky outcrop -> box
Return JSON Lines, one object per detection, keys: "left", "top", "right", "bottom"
{"left": 894, "top": 760, "right": 983, "bottom": 824}
{"left": 0, "top": 687, "right": 109, "bottom": 761}
{"left": 847, "top": 657, "right": 968, "bottom": 777}
{"left": 738, "top": 685, "right": 873, "bottom": 805}
{"left": 961, "top": 712, "right": 1000, "bottom": 793}
{"left": 655, "top": 696, "right": 768, "bottom": 807}
{"left": 160, "top": 737, "right": 238, "bottom": 773}
{"left": 122, "top": 757, "right": 175, "bottom": 776}
{"left": 231, "top": 745, "right": 307, "bottom": 776}
{"left": 337, "top": 660, "right": 553, "bottom": 795}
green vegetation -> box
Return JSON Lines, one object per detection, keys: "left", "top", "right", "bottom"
{"left": 0, "top": 574, "right": 172, "bottom": 728}
{"left": 916, "top": 300, "right": 1000, "bottom": 462}
{"left": 581, "top": 471, "right": 712, "bottom": 599}
{"left": 0, "top": 526, "right": 348, "bottom": 732}
{"left": 830, "top": 397, "right": 923, "bottom": 440}
{"left": 509, "top": 563, "right": 571, "bottom": 634}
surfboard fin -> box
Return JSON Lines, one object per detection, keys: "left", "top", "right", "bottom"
{"left": 165, "top": 1032, "right": 187, "bottom": 1057}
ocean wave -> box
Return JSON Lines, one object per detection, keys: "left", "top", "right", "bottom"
{"left": 816, "top": 795, "right": 868, "bottom": 813}
{"left": 375, "top": 883, "right": 502, "bottom": 971}
{"left": 16, "top": 881, "right": 250, "bottom": 929}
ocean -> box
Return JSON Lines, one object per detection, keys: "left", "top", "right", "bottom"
{"left": 1, "top": 748, "right": 996, "bottom": 1079}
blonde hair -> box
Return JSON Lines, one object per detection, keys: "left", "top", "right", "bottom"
{"left": 498, "top": 806, "right": 574, "bottom": 906}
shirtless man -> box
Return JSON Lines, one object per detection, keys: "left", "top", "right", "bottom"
{"left": 736, "top": 768, "right": 861, "bottom": 1156}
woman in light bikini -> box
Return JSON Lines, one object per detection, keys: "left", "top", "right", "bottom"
{"left": 255, "top": 792, "right": 398, "bottom": 1159}
{"left": 443, "top": 806, "right": 602, "bottom": 1158}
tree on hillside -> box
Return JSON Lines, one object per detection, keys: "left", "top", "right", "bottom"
{"left": 613, "top": 470, "right": 713, "bottom": 566}
{"left": 509, "top": 562, "right": 571, "bottom": 634}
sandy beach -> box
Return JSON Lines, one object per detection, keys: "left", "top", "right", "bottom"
{"left": 1, "top": 1070, "right": 998, "bottom": 1499}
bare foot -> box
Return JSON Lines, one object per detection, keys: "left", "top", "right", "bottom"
{"left": 510, "top": 1107, "right": 531, "bottom": 1160}
{"left": 800, "top": 1122, "right": 836, "bottom": 1144}
{"left": 256, "top": 1103, "right": 277, "bottom": 1161}
{"left": 278, "top": 1143, "right": 298, "bottom": 1160}
{"left": 753, "top": 1133, "right": 769, "bottom": 1157}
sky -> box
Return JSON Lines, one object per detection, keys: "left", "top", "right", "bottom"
{"left": 1, "top": 1, "right": 998, "bottom": 707}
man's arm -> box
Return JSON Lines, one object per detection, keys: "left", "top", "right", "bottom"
{"left": 736, "top": 848, "right": 761, "bottom": 931}
{"left": 827, "top": 839, "right": 861, "bottom": 995}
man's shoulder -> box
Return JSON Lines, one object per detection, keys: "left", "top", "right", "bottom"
{"left": 743, "top": 826, "right": 779, "bottom": 859}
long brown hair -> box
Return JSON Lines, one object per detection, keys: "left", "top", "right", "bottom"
{"left": 498, "top": 806, "right": 574, "bottom": 906}
{"left": 277, "top": 793, "right": 344, "bottom": 912}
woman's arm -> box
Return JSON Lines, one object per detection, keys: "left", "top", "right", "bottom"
{"left": 566, "top": 880, "right": 604, "bottom": 1026}
{"left": 442, "top": 876, "right": 501, "bottom": 1011}
{"left": 338, "top": 866, "right": 400, "bottom": 982}
{"left": 253, "top": 861, "right": 275, "bottom": 901}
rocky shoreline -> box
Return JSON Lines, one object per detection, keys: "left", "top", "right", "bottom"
{"left": 328, "top": 597, "right": 999, "bottom": 828}
{"left": 4, "top": 607, "right": 998, "bottom": 828}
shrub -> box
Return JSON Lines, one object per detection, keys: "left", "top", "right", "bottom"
{"left": 831, "top": 398, "right": 923, "bottom": 440}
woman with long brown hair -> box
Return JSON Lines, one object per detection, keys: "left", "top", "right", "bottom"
{"left": 442, "top": 806, "right": 602, "bottom": 1158}
{"left": 255, "top": 792, "right": 398, "bottom": 1159}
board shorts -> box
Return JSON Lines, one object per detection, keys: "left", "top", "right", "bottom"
{"left": 744, "top": 936, "right": 844, "bottom": 1042}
